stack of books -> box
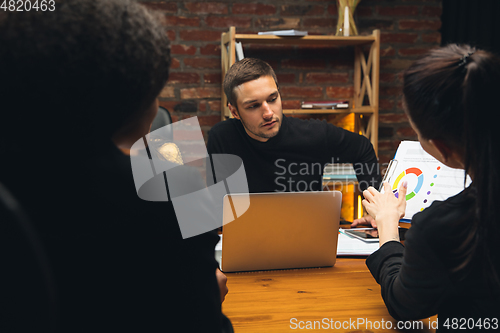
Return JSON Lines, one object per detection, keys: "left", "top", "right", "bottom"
{"left": 301, "top": 100, "right": 349, "bottom": 109}
{"left": 323, "top": 163, "right": 357, "bottom": 181}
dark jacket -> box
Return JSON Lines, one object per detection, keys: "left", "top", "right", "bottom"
{"left": 1, "top": 141, "right": 225, "bottom": 332}
{"left": 367, "top": 186, "right": 500, "bottom": 331}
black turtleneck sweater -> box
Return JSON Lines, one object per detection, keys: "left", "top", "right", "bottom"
{"left": 207, "top": 115, "right": 381, "bottom": 193}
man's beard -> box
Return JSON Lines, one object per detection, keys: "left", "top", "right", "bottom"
{"left": 240, "top": 115, "right": 281, "bottom": 140}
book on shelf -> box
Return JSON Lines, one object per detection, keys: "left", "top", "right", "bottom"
{"left": 257, "top": 30, "right": 308, "bottom": 37}
{"left": 301, "top": 100, "right": 349, "bottom": 109}
{"left": 235, "top": 42, "right": 244, "bottom": 61}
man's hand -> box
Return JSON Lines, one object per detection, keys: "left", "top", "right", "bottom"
{"left": 351, "top": 215, "right": 377, "bottom": 228}
{"left": 216, "top": 268, "right": 228, "bottom": 303}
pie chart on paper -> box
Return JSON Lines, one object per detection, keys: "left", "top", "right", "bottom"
{"left": 392, "top": 167, "right": 424, "bottom": 201}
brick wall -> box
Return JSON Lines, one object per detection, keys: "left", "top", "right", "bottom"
{"left": 141, "top": 0, "right": 442, "bottom": 165}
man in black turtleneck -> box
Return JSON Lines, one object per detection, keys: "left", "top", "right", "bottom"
{"left": 207, "top": 58, "right": 381, "bottom": 194}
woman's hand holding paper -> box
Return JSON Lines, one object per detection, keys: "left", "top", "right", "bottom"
{"left": 362, "top": 181, "right": 407, "bottom": 246}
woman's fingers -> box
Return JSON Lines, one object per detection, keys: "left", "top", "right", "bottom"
{"left": 397, "top": 180, "right": 408, "bottom": 218}
{"left": 363, "top": 186, "right": 378, "bottom": 203}
{"left": 367, "top": 186, "right": 379, "bottom": 196}
{"left": 362, "top": 191, "right": 373, "bottom": 205}
{"left": 362, "top": 199, "right": 372, "bottom": 215}
{"left": 398, "top": 180, "right": 408, "bottom": 203}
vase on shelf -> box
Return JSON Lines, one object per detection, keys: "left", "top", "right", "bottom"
{"left": 335, "top": 0, "right": 361, "bottom": 36}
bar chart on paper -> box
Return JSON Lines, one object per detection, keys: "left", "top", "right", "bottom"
{"left": 384, "top": 141, "right": 471, "bottom": 222}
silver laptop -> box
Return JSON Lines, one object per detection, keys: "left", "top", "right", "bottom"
{"left": 221, "top": 191, "right": 342, "bottom": 272}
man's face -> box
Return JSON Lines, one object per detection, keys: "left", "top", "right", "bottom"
{"left": 229, "top": 75, "right": 283, "bottom": 142}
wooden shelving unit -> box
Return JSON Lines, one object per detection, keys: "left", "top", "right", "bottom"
{"left": 220, "top": 27, "right": 380, "bottom": 155}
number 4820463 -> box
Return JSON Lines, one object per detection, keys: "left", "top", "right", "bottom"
{"left": 1, "top": 0, "right": 56, "bottom": 12}
{"left": 443, "top": 318, "right": 498, "bottom": 330}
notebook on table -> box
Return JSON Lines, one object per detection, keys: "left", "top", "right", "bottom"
{"left": 221, "top": 191, "right": 341, "bottom": 272}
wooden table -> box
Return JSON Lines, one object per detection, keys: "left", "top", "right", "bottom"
{"left": 223, "top": 257, "right": 437, "bottom": 332}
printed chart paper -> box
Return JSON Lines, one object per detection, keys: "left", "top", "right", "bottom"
{"left": 384, "top": 141, "right": 471, "bottom": 222}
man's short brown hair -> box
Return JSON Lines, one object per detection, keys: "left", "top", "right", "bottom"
{"left": 223, "top": 58, "right": 279, "bottom": 109}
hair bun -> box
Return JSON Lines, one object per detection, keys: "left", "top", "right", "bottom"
{"left": 458, "top": 50, "right": 475, "bottom": 67}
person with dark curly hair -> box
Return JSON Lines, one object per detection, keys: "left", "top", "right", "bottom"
{"left": 0, "top": 1, "right": 231, "bottom": 332}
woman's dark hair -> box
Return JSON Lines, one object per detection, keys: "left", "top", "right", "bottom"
{"left": 403, "top": 44, "right": 500, "bottom": 286}
{"left": 223, "top": 58, "right": 279, "bottom": 109}
{"left": 0, "top": 0, "right": 171, "bottom": 146}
